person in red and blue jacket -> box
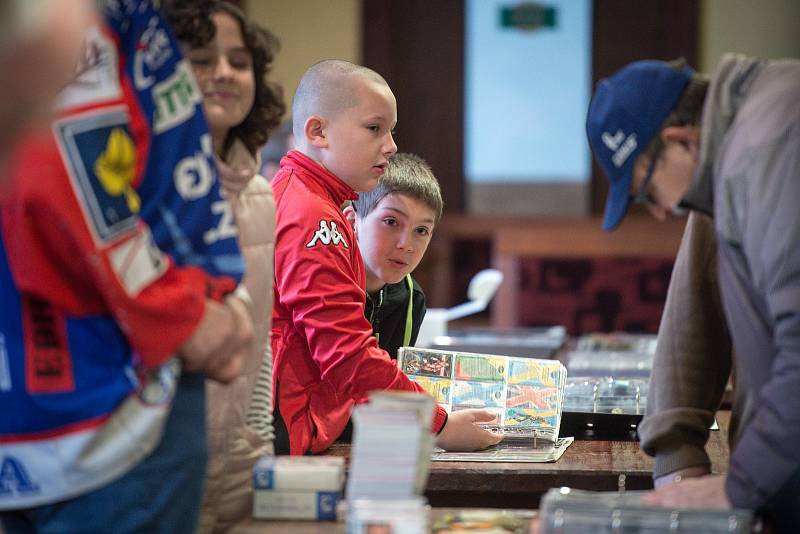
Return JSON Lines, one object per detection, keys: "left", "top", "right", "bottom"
{"left": 0, "top": 2, "right": 252, "bottom": 532}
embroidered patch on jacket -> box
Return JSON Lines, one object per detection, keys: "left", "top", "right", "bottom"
{"left": 152, "top": 60, "right": 201, "bottom": 134}
{"left": 54, "top": 107, "right": 140, "bottom": 245}
{"left": 55, "top": 24, "right": 121, "bottom": 110}
{"left": 306, "top": 220, "right": 349, "bottom": 249}
{"left": 22, "top": 295, "right": 74, "bottom": 395}
{"left": 108, "top": 225, "right": 167, "bottom": 297}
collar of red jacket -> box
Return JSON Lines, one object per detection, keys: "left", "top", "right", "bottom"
{"left": 279, "top": 150, "right": 359, "bottom": 205}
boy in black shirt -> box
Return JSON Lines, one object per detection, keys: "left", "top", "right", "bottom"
{"left": 344, "top": 153, "right": 442, "bottom": 358}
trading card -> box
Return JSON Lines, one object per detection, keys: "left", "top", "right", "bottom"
{"left": 507, "top": 359, "right": 563, "bottom": 387}
{"left": 504, "top": 407, "right": 558, "bottom": 429}
{"left": 452, "top": 380, "right": 505, "bottom": 408}
{"left": 454, "top": 354, "right": 506, "bottom": 382}
{"left": 505, "top": 385, "right": 560, "bottom": 411}
{"left": 399, "top": 349, "right": 453, "bottom": 378}
{"left": 408, "top": 375, "right": 452, "bottom": 404}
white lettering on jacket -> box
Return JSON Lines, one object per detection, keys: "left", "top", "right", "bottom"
{"left": 203, "top": 200, "right": 237, "bottom": 245}
{"left": 133, "top": 16, "right": 173, "bottom": 91}
{"left": 174, "top": 134, "right": 214, "bottom": 199}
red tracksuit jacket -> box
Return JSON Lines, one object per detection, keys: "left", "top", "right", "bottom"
{"left": 271, "top": 151, "right": 447, "bottom": 454}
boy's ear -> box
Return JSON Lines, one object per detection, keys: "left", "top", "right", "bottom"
{"left": 304, "top": 116, "right": 328, "bottom": 148}
{"left": 342, "top": 204, "right": 358, "bottom": 232}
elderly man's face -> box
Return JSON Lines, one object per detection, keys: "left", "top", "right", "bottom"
{"left": 631, "top": 125, "right": 700, "bottom": 221}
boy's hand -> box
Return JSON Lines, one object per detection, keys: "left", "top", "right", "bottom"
{"left": 435, "top": 409, "right": 503, "bottom": 452}
{"left": 179, "top": 296, "right": 253, "bottom": 383}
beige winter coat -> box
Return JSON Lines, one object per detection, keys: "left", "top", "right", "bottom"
{"left": 199, "top": 139, "right": 275, "bottom": 533}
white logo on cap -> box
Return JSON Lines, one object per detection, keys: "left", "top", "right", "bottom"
{"left": 602, "top": 129, "right": 638, "bottom": 168}
{"left": 602, "top": 130, "right": 625, "bottom": 150}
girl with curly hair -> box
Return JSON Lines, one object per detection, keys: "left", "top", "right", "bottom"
{"left": 166, "top": 2, "right": 285, "bottom": 531}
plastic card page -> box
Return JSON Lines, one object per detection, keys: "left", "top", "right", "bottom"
{"left": 398, "top": 347, "right": 567, "bottom": 442}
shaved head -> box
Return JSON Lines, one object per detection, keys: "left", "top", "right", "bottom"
{"left": 292, "top": 59, "right": 390, "bottom": 139}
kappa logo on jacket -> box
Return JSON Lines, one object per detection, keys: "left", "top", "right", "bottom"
{"left": 306, "top": 220, "right": 348, "bottom": 249}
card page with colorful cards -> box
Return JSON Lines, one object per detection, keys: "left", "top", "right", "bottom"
{"left": 398, "top": 347, "right": 572, "bottom": 462}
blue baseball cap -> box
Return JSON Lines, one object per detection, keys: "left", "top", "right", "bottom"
{"left": 586, "top": 60, "right": 694, "bottom": 231}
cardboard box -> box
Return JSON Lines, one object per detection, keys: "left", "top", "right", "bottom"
{"left": 253, "top": 489, "right": 339, "bottom": 521}
{"left": 253, "top": 455, "right": 344, "bottom": 492}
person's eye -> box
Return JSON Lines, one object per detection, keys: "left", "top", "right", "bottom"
{"left": 415, "top": 226, "right": 431, "bottom": 237}
{"left": 229, "top": 54, "right": 252, "bottom": 70}
{"left": 188, "top": 56, "right": 213, "bottom": 68}
{"left": 383, "top": 217, "right": 397, "bottom": 226}
{"left": 366, "top": 125, "right": 380, "bottom": 133}
{"left": 187, "top": 47, "right": 214, "bottom": 62}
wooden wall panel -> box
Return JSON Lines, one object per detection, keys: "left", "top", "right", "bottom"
{"left": 363, "top": 1, "right": 698, "bottom": 309}
{"left": 362, "top": 0, "right": 466, "bottom": 213}
{"left": 363, "top": 0, "right": 698, "bottom": 216}
{"left": 591, "top": 0, "right": 699, "bottom": 213}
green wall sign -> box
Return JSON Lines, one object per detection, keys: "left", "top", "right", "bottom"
{"left": 500, "top": 3, "right": 557, "bottom": 31}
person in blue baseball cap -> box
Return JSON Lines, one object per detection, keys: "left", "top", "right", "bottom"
{"left": 586, "top": 55, "right": 800, "bottom": 532}
{"left": 586, "top": 59, "right": 702, "bottom": 231}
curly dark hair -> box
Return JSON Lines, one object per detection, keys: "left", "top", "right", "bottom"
{"left": 164, "top": 0, "right": 285, "bottom": 156}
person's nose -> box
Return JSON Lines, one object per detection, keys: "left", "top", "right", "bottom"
{"left": 383, "top": 131, "right": 397, "bottom": 158}
{"left": 396, "top": 231, "right": 414, "bottom": 252}
{"left": 214, "top": 56, "right": 234, "bottom": 81}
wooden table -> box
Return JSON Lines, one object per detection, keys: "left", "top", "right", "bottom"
{"left": 325, "top": 411, "right": 730, "bottom": 509}
{"left": 238, "top": 519, "right": 342, "bottom": 533}
{"left": 238, "top": 508, "right": 537, "bottom": 533}
{"left": 240, "top": 413, "right": 729, "bottom": 531}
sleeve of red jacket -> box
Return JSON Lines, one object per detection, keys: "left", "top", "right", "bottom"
{"left": 274, "top": 199, "right": 448, "bottom": 434}
{"left": 2, "top": 129, "right": 234, "bottom": 370}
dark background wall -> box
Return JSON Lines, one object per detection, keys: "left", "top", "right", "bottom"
{"left": 362, "top": 0, "right": 698, "bottom": 217}
{"left": 360, "top": 1, "right": 696, "bottom": 333}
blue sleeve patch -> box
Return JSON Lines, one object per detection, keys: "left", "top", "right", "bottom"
{"left": 54, "top": 108, "right": 140, "bottom": 245}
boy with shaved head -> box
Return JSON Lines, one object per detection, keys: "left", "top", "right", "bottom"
{"left": 271, "top": 60, "right": 501, "bottom": 455}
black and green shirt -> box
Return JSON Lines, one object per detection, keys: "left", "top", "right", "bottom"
{"left": 365, "top": 274, "right": 427, "bottom": 359}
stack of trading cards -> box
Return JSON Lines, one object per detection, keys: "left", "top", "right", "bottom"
{"left": 346, "top": 391, "right": 435, "bottom": 501}
{"left": 540, "top": 487, "right": 753, "bottom": 533}
{"left": 347, "top": 497, "right": 429, "bottom": 534}
{"left": 398, "top": 347, "right": 567, "bottom": 443}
